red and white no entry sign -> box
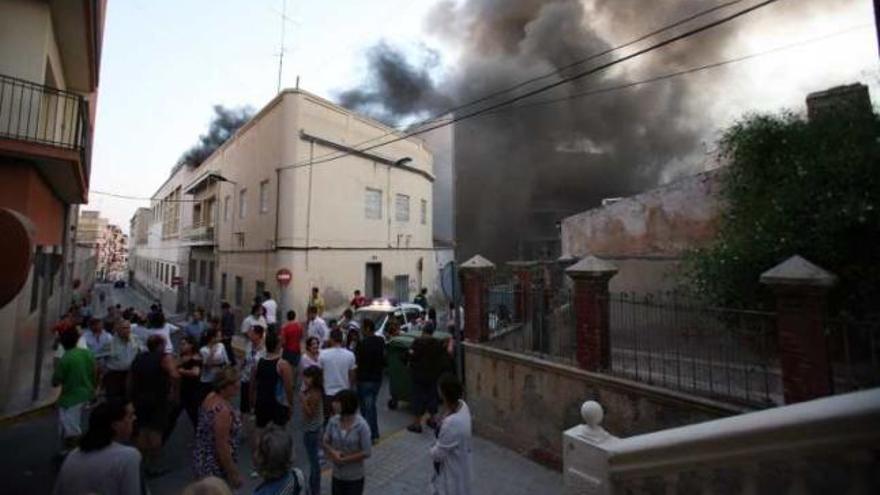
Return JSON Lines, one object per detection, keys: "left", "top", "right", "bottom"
{"left": 276, "top": 268, "right": 292, "bottom": 287}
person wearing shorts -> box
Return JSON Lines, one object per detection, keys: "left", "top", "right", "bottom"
{"left": 53, "top": 329, "right": 96, "bottom": 453}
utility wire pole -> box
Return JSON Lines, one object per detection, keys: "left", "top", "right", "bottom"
{"left": 276, "top": 0, "right": 287, "bottom": 94}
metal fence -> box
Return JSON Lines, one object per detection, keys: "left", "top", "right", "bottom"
{"left": 605, "top": 292, "right": 780, "bottom": 407}
{"left": 486, "top": 281, "right": 518, "bottom": 332}
{"left": 483, "top": 283, "right": 880, "bottom": 408}
{"left": 827, "top": 317, "right": 880, "bottom": 393}
{"left": 0, "top": 73, "right": 89, "bottom": 152}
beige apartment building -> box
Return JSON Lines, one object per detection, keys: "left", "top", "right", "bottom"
{"left": 129, "top": 89, "right": 440, "bottom": 320}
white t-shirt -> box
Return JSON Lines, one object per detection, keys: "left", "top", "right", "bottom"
{"left": 262, "top": 299, "right": 278, "bottom": 325}
{"left": 318, "top": 347, "right": 356, "bottom": 396}
{"left": 308, "top": 317, "right": 329, "bottom": 346}
{"left": 241, "top": 315, "right": 268, "bottom": 334}
{"left": 144, "top": 324, "right": 176, "bottom": 354}
{"left": 200, "top": 343, "right": 229, "bottom": 384}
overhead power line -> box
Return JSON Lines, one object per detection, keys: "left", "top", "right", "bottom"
{"left": 284, "top": 0, "right": 751, "bottom": 168}
{"left": 90, "top": 9, "right": 862, "bottom": 205}
{"left": 278, "top": 0, "right": 782, "bottom": 170}
{"left": 89, "top": 190, "right": 202, "bottom": 202}
{"left": 480, "top": 23, "right": 872, "bottom": 117}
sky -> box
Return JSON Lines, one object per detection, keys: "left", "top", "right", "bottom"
{"left": 87, "top": 0, "right": 879, "bottom": 232}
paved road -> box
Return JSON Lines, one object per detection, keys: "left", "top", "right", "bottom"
{"left": 3, "top": 284, "right": 561, "bottom": 494}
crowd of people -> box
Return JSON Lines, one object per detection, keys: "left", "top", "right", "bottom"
{"left": 49, "top": 283, "right": 472, "bottom": 495}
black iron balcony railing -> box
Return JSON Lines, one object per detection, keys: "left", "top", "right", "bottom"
{"left": 0, "top": 73, "right": 90, "bottom": 171}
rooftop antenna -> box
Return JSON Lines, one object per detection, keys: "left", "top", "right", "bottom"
{"left": 276, "top": 0, "right": 287, "bottom": 94}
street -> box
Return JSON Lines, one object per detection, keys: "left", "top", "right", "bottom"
{"left": 1, "top": 284, "right": 561, "bottom": 494}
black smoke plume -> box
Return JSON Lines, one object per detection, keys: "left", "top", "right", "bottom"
{"left": 337, "top": 42, "right": 450, "bottom": 126}
{"left": 336, "top": 0, "right": 808, "bottom": 262}
{"left": 177, "top": 105, "right": 255, "bottom": 169}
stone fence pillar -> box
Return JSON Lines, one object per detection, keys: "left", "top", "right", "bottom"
{"left": 508, "top": 260, "right": 536, "bottom": 322}
{"left": 760, "top": 255, "right": 837, "bottom": 404}
{"left": 460, "top": 255, "right": 495, "bottom": 342}
{"left": 563, "top": 401, "right": 617, "bottom": 495}
{"left": 566, "top": 256, "right": 618, "bottom": 372}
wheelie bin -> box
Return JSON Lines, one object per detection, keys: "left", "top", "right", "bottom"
{"left": 385, "top": 330, "right": 453, "bottom": 410}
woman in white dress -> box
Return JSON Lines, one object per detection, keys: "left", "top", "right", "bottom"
{"left": 429, "top": 374, "right": 473, "bottom": 495}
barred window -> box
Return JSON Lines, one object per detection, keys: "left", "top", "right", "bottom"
{"left": 365, "top": 188, "right": 382, "bottom": 220}
{"left": 395, "top": 194, "right": 410, "bottom": 222}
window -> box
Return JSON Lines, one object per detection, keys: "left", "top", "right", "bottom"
{"left": 199, "top": 260, "right": 207, "bottom": 286}
{"left": 395, "top": 194, "right": 410, "bottom": 222}
{"left": 420, "top": 199, "right": 427, "bottom": 225}
{"left": 208, "top": 262, "right": 215, "bottom": 290}
{"left": 224, "top": 195, "right": 231, "bottom": 222}
{"left": 172, "top": 265, "right": 177, "bottom": 284}
{"left": 189, "top": 259, "right": 197, "bottom": 283}
{"left": 365, "top": 188, "right": 382, "bottom": 219}
{"left": 238, "top": 189, "right": 247, "bottom": 219}
{"left": 221, "top": 273, "right": 227, "bottom": 301}
{"left": 235, "top": 276, "right": 243, "bottom": 306}
{"left": 255, "top": 280, "right": 266, "bottom": 302}
{"left": 259, "top": 180, "right": 270, "bottom": 214}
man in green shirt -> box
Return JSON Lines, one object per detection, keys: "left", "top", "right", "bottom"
{"left": 53, "top": 329, "right": 96, "bottom": 452}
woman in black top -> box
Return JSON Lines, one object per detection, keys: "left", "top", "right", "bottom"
{"left": 130, "top": 334, "right": 178, "bottom": 475}
{"left": 251, "top": 332, "right": 295, "bottom": 429}
{"left": 176, "top": 335, "right": 202, "bottom": 428}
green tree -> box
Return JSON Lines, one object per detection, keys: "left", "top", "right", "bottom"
{"left": 685, "top": 105, "right": 880, "bottom": 315}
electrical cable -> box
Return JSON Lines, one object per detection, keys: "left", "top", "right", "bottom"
{"left": 278, "top": 0, "right": 751, "bottom": 167}
{"left": 277, "top": 0, "right": 782, "bottom": 170}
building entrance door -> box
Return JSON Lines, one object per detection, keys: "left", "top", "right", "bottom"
{"left": 365, "top": 263, "right": 381, "bottom": 299}
{"left": 394, "top": 275, "right": 409, "bottom": 303}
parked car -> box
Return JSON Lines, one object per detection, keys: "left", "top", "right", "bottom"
{"left": 353, "top": 300, "right": 424, "bottom": 337}
{"left": 113, "top": 280, "right": 126, "bottom": 288}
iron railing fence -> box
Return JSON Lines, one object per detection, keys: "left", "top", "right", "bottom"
{"left": 0, "top": 73, "right": 89, "bottom": 171}
{"left": 826, "top": 317, "right": 880, "bottom": 393}
{"left": 486, "top": 279, "right": 518, "bottom": 333}
{"left": 605, "top": 292, "right": 780, "bottom": 407}
{"left": 486, "top": 286, "right": 578, "bottom": 362}
{"left": 483, "top": 284, "right": 878, "bottom": 408}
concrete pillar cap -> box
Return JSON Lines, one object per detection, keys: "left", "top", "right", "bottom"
{"left": 575, "top": 400, "right": 611, "bottom": 443}
{"left": 760, "top": 255, "right": 837, "bottom": 288}
{"left": 460, "top": 254, "right": 495, "bottom": 270}
{"left": 565, "top": 255, "right": 618, "bottom": 277}
{"left": 581, "top": 400, "right": 604, "bottom": 427}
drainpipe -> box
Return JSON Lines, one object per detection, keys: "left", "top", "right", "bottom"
{"left": 305, "top": 141, "right": 314, "bottom": 270}
{"left": 32, "top": 246, "right": 53, "bottom": 401}
{"left": 58, "top": 204, "right": 73, "bottom": 316}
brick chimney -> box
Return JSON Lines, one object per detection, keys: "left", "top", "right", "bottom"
{"left": 805, "top": 83, "right": 872, "bottom": 122}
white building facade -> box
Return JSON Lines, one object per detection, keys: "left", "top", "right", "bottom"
{"left": 129, "top": 89, "right": 439, "bottom": 320}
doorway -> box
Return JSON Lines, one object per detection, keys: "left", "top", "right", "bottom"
{"left": 365, "top": 263, "right": 382, "bottom": 300}
{"left": 394, "top": 275, "right": 410, "bottom": 304}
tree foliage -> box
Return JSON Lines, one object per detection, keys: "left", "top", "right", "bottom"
{"left": 685, "top": 106, "right": 880, "bottom": 315}
{"left": 177, "top": 105, "right": 254, "bottom": 170}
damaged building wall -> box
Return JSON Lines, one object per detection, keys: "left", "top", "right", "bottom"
{"left": 560, "top": 169, "right": 722, "bottom": 293}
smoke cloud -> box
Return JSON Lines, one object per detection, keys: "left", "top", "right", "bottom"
{"left": 177, "top": 105, "right": 255, "bottom": 170}
{"left": 336, "top": 0, "right": 808, "bottom": 262}
{"left": 337, "top": 42, "right": 451, "bottom": 126}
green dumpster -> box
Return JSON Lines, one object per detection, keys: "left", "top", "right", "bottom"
{"left": 385, "top": 330, "right": 453, "bottom": 410}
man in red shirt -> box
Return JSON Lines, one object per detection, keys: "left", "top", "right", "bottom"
{"left": 279, "top": 310, "right": 304, "bottom": 368}
{"left": 350, "top": 289, "right": 367, "bottom": 310}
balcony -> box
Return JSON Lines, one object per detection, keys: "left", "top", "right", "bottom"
{"left": 0, "top": 74, "right": 90, "bottom": 203}
{"left": 183, "top": 224, "right": 216, "bottom": 246}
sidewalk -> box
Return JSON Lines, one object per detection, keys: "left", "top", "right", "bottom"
{"left": 349, "top": 426, "right": 562, "bottom": 495}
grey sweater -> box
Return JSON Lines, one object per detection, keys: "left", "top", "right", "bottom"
{"left": 323, "top": 414, "right": 372, "bottom": 480}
